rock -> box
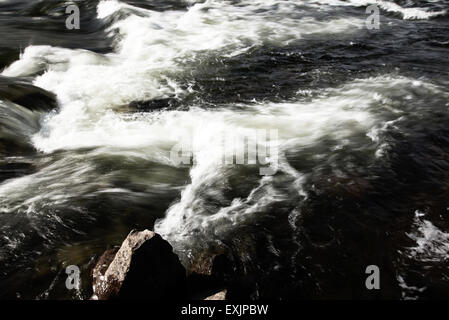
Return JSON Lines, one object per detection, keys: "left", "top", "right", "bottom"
{"left": 0, "top": 99, "right": 42, "bottom": 156}
{"left": 91, "top": 248, "right": 118, "bottom": 298}
{"left": 188, "top": 246, "right": 229, "bottom": 277}
{"left": 0, "top": 76, "right": 57, "bottom": 112}
{"left": 205, "top": 289, "right": 227, "bottom": 300}
{"left": 184, "top": 245, "right": 236, "bottom": 299}
{"left": 128, "top": 98, "right": 179, "bottom": 112}
{"left": 91, "top": 230, "right": 186, "bottom": 300}
{"left": 0, "top": 47, "right": 19, "bottom": 71}
{"left": 186, "top": 235, "right": 259, "bottom": 300}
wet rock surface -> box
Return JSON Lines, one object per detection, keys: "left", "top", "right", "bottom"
{"left": 91, "top": 230, "right": 257, "bottom": 300}
{"left": 0, "top": 76, "right": 57, "bottom": 112}
{"left": 91, "top": 230, "right": 186, "bottom": 300}
{"left": 0, "top": 99, "right": 42, "bottom": 157}
{"left": 205, "top": 289, "right": 227, "bottom": 300}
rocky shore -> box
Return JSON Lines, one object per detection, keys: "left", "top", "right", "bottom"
{"left": 90, "top": 229, "right": 254, "bottom": 300}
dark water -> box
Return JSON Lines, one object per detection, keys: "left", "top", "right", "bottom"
{"left": 0, "top": 0, "right": 449, "bottom": 300}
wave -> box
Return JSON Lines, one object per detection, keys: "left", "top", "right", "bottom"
{"left": 2, "top": 0, "right": 446, "bottom": 253}
{"left": 154, "top": 75, "right": 444, "bottom": 248}
{"left": 2, "top": 0, "right": 363, "bottom": 109}
{"left": 347, "top": 0, "right": 446, "bottom": 20}
{"left": 0, "top": 73, "right": 443, "bottom": 259}
{"left": 305, "top": 0, "right": 447, "bottom": 20}
{"left": 0, "top": 0, "right": 365, "bottom": 156}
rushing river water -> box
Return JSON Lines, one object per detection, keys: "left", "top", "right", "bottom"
{"left": 0, "top": 0, "right": 449, "bottom": 300}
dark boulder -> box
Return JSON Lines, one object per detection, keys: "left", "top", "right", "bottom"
{"left": 0, "top": 99, "right": 42, "bottom": 156}
{"left": 91, "top": 229, "right": 186, "bottom": 300}
{"left": 183, "top": 243, "right": 258, "bottom": 300}
{"left": 115, "top": 98, "right": 180, "bottom": 113}
{"left": 185, "top": 241, "right": 258, "bottom": 300}
{"left": 0, "top": 48, "right": 19, "bottom": 71}
{"left": 0, "top": 76, "right": 57, "bottom": 112}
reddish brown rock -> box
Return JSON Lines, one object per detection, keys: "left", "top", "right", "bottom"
{"left": 205, "top": 289, "right": 227, "bottom": 300}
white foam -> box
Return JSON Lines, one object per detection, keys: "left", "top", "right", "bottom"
{"left": 1, "top": 75, "right": 433, "bottom": 246}
{"left": 0, "top": 0, "right": 445, "bottom": 249}
{"left": 154, "top": 75, "right": 433, "bottom": 244}
{"left": 2, "top": 0, "right": 363, "bottom": 100}
{"left": 0, "top": 0, "right": 364, "bottom": 161}
{"left": 406, "top": 210, "right": 449, "bottom": 262}
{"left": 0, "top": 0, "right": 364, "bottom": 153}
{"left": 0, "top": 0, "right": 363, "bottom": 229}
{"left": 324, "top": 0, "right": 447, "bottom": 20}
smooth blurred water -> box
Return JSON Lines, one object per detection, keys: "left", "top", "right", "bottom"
{"left": 0, "top": 0, "right": 449, "bottom": 299}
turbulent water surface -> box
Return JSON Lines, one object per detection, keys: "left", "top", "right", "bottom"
{"left": 0, "top": 0, "right": 449, "bottom": 299}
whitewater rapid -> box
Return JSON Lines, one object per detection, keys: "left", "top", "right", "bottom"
{"left": 1, "top": 0, "right": 447, "bottom": 247}
{"left": 1, "top": 0, "right": 448, "bottom": 299}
